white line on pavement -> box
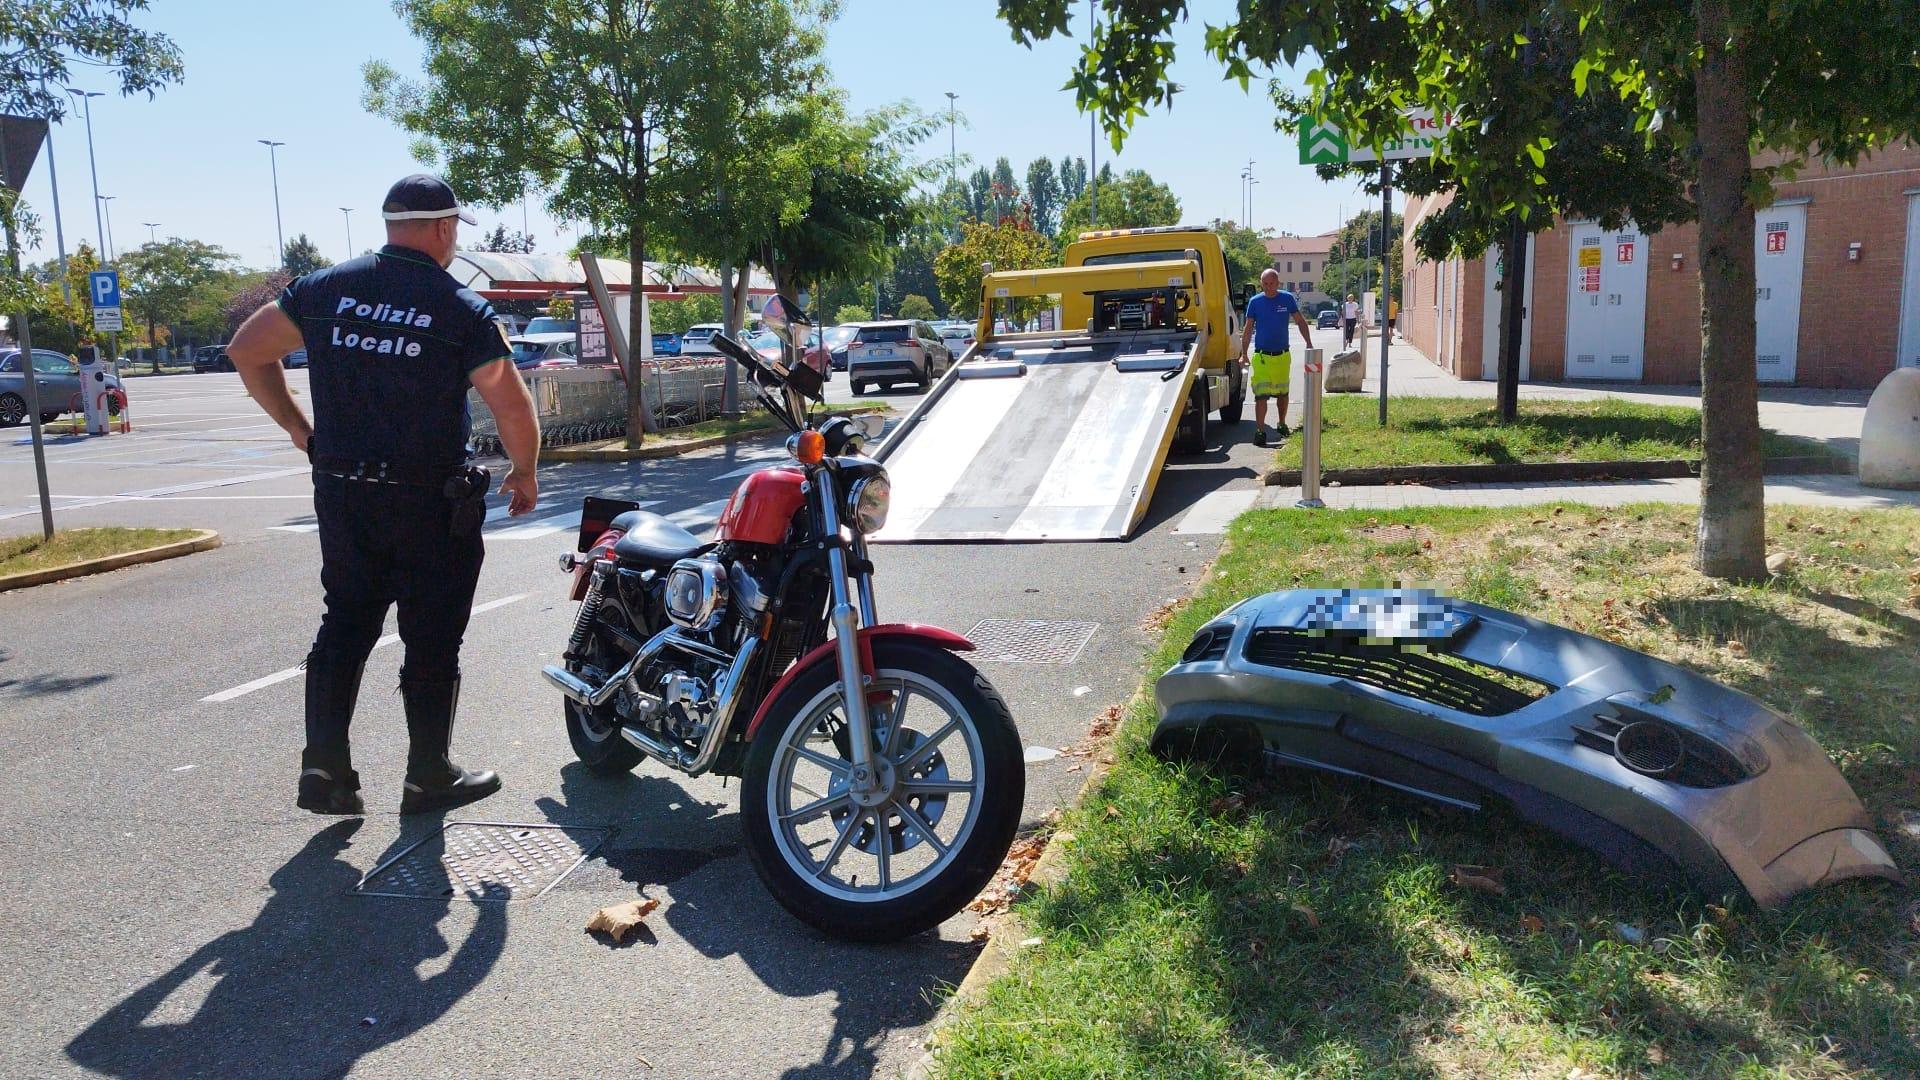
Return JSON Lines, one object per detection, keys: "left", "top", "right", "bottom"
{"left": 0, "top": 465, "right": 310, "bottom": 520}
{"left": 199, "top": 594, "right": 527, "bottom": 703}
{"left": 667, "top": 497, "right": 731, "bottom": 530}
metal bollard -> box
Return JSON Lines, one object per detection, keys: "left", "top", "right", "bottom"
{"left": 1296, "top": 348, "right": 1326, "bottom": 509}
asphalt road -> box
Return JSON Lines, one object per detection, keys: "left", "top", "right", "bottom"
{"left": 0, "top": 368, "right": 1266, "bottom": 1079}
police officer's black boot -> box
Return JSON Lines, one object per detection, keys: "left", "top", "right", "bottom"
{"left": 298, "top": 660, "right": 366, "bottom": 815}
{"left": 399, "top": 676, "right": 501, "bottom": 814}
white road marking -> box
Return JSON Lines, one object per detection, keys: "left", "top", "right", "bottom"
{"left": 667, "top": 497, "right": 730, "bottom": 531}
{"left": 270, "top": 524, "right": 319, "bottom": 534}
{"left": 710, "top": 455, "right": 790, "bottom": 481}
{"left": 269, "top": 505, "right": 660, "bottom": 540}
{"left": 200, "top": 594, "right": 526, "bottom": 703}
{"left": 0, "top": 465, "right": 310, "bottom": 520}
{"left": 1173, "top": 488, "right": 1261, "bottom": 534}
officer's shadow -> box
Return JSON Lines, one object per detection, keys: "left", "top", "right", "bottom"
{"left": 67, "top": 818, "right": 505, "bottom": 1078}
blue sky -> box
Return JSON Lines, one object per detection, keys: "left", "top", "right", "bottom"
{"left": 18, "top": 0, "right": 1383, "bottom": 271}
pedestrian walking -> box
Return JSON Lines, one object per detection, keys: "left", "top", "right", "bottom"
{"left": 1236, "top": 267, "right": 1313, "bottom": 447}
{"left": 1388, "top": 296, "right": 1399, "bottom": 338}
{"left": 1342, "top": 293, "right": 1360, "bottom": 348}
{"left": 227, "top": 173, "right": 542, "bottom": 817}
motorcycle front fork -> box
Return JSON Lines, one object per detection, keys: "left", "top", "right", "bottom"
{"left": 815, "top": 472, "right": 886, "bottom": 800}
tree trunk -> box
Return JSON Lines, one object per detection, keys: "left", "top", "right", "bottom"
{"left": 1496, "top": 216, "right": 1529, "bottom": 422}
{"left": 720, "top": 260, "right": 739, "bottom": 416}
{"left": 1692, "top": 0, "right": 1766, "bottom": 580}
{"left": 624, "top": 226, "right": 656, "bottom": 445}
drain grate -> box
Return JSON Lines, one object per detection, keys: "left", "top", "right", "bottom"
{"left": 965, "top": 619, "right": 1098, "bottom": 664}
{"left": 354, "top": 822, "right": 611, "bottom": 902}
{"left": 1357, "top": 524, "right": 1432, "bottom": 545}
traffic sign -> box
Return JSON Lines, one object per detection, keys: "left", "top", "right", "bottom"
{"left": 1299, "top": 109, "right": 1456, "bottom": 165}
{"left": 89, "top": 269, "right": 123, "bottom": 333}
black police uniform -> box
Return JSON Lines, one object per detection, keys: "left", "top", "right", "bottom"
{"left": 283, "top": 243, "right": 510, "bottom": 814}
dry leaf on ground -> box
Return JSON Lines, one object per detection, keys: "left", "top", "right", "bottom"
{"left": 586, "top": 898, "right": 661, "bottom": 944}
{"left": 1448, "top": 864, "right": 1508, "bottom": 895}
{"left": 1290, "top": 902, "right": 1320, "bottom": 928}
{"left": 1520, "top": 914, "right": 1546, "bottom": 934}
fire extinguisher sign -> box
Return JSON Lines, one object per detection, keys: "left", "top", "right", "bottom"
{"left": 1765, "top": 222, "right": 1789, "bottom": 255}
{"left": 1616, "top": 241, "right": 1635, "bottom": 264}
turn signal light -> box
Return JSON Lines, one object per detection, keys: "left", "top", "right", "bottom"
{"left": 796, "top": 429, "right": 826, "bottom": 464}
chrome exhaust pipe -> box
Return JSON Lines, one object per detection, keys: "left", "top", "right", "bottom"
{"left": 619, "top": 635, "right": 760, "bottom": 777}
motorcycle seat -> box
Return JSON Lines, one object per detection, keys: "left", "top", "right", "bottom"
{"left": 610, "top": 511, "right": 705, "bottom": 566}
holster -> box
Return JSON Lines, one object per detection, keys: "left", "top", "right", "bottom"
{"left": 444, "top": 465, "right": 491, "bottom": 537}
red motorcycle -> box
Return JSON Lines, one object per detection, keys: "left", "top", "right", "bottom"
{"left": 543, "top": 299, "right": 1024, "bottom": 941}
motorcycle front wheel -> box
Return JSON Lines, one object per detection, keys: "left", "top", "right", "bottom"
{"left": 741, "top": 640, "right": 1024, "bottom": 941}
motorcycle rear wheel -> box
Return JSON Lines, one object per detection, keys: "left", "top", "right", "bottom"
{"left": 741, "top": 640, "right": 1024, "bottom": 941}
{"left": 564, "top": 601, "right": 647, "bottom": 775}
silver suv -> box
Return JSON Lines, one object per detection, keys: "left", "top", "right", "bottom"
{"left": 845, "top": 320, "right": 951, "bottom": 394}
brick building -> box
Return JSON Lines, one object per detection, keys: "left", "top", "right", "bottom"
{"left": 1264, "top": 233, "right": 1338, "bottom": 309}
{"left": 1400, "top": 144, "right": 1920, "bottom": 389}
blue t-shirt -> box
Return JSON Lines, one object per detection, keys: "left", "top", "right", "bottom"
{"left": 279, "top": 244, "right": 509, "bottom": 466}
{"left": 1245, "top": 290, "right": 1299, "bottom": 355}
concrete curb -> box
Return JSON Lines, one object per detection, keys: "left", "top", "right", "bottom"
{"left": 1262, "top": 454, "right": 1849, "bottom": 488}
{"left": 0, "top": 529, "right": 221, "bottom": 593}
{"left": 542, "top": 405, "right": 891, "bottom": 463}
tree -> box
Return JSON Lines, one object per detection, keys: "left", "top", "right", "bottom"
{"left": 1211, "top": 220, "right": 1269, "bottom": 296}
{"left": 224, "top": 269, "right": 293, "bottom": 337}
{"left": 0, "top": 1, "right": 182, "bottom": 121}
{"left": 997, "top": 2, "right": 1920, "bottom": 581}
{"left": 474, "top": 225, "right": 536, "bottom": 253}
{"left": 1057, "top": 155, "right": 1087, "bottom": 201}
{"left": 967, "top": 166, "right": 992, "bottom": 223}
{"left": 1315, "top": 209, "right": 1402, "bottom": 304}
{"left": 281, "top": 234, "right": 331, "bottom": 277}
{"left": 650, "top": 292, "right": 724, "bottom": 335}
{"left": 933, "top": 220, "right": 1055, "bottom": 320}
{"left": 119, "top": 239, "right": 237, "bottom": 371}
{"left": 366, "top": 0, "right": 827, "bottom": 446}
{"left": 547, "top": 295, "right": 575, "bottom": 320}
{"left": 1057, "top": 168, "right": 1179, "bottom": 235}
{"left": 25, "top": 242, "right": 98, "bottom": 355}
{"left": 897, "top": 293, "right": 935, "bottom": 321}
{"left": 989, "top": 157, "right": 1021, "bottom": 223}
{"left": 834, "top": 303, "right": 872, "bottom": 323}
{"left": 1025, "top": 157, "right": 1062, "bottom": 236}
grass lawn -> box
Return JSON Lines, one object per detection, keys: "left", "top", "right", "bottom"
{"left": 1270, "top": 397, "right": 1841, "bottom": 469}
{"left": 0, "top": 527, "right": 200, "bottom": 577}
{"left": 936, "top": 504, "right": 1920, "bottom": 1079}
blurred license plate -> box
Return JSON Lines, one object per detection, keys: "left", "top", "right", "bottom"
{"left": 866, "top": 347, "right": 895, "bottom": 358}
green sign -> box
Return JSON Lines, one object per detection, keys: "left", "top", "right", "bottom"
{"left": 1298, "top": 119, "right": 1349, "bottom": 165}
{"left": 1298, "top": 110, "right": 1454, "bottom": 165}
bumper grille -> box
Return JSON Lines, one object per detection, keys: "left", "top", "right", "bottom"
{"left": 1572, "top": 711, "right": 1749, "bottom": 787}
{"left": 1243, "top": 628, "right": 1549, "bottom": 717}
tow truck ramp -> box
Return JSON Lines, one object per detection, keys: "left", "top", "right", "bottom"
{"left": 872, "top": 339, "right": 1197, "bottom": 542}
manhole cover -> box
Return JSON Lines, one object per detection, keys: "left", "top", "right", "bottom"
{"left": 965, "top": 619, "right": 1098, "bottom": 664}
{"left": 1357, "top": 524, "right": 1432, "bottom": 545}
{"left": 355, "top": 822, "right": 611, "bottom": 902}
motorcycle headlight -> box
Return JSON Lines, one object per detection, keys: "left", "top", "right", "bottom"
{"left": 846, "top": 474, "right": 890, "bottom": 534}
{"left": 664, "top": 557, "right": 729, "bottom": 632}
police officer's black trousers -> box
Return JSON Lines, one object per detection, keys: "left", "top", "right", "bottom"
{"left": 304, "top": 472, "right": 484, "bottom": 766}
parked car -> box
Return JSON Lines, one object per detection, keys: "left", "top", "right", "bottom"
{"left": 193, "top": 345, "right": 233, "bottom": 373}
{"left": 282, "top": 349, "right": 308, "bottom": 369}
{"left": 650, "top": 332, "right": 681, "bottom": 357}
{"left": 523, "top": 316, "right": 577, "bottom": 337}
{"left": 509, "top": 333, "right": 579, "bottom": 370}
{"left": 1316, "top": 308, "right": 1341, "bottom": 330}
{"left": 803, "top": 324, "right": 858, "bottom": 373}
{"left": 845, "top": 320, "right": 951, "bottom": 394}
{"left": 935, "top": 320, "right": 976, "bottom": 360}
{"left": 679, "top": 323, "right": 723, "bottom": 356}
{"left": 494, "top": 313, "right": 530, "bottom": 337}
{"left": 0, "top": 349, "right": 125, "bottom": 426}
{"left": 743, "top": 329, "right": 831, "bottom": 382}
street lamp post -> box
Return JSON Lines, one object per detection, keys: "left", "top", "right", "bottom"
{"left": 1087, "top": 0, "right": 1098, "bottom": 229}
{"left": 98, "top": 195, "right": 116, "bottom": 260}
{"left": 65, "top": 89, "right": 106, "bottom": 256}
{"left": 339, "top": 207, "right": 353, "bottom": 260}
{"left": 142, "top": 221, "right": 160, "bottom": 245}
{"left": 259, "top": 139, "right": 286, "bottom": 267}
{"left": 944, "top": 91, "right": 957, "bottom": 191}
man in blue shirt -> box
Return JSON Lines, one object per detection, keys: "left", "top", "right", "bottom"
{"left": 1236, "top": 267, "right": 1314, "bottom": 447}
{"left": 227, "top": 174, "right": 541, "bottom": 817}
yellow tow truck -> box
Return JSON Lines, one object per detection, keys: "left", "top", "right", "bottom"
{"left": 871, "top": 225, "right": 1247, "bottom": 542}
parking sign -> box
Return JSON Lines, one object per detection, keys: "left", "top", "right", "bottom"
{"left": 90, "top": 269, "right": 123, "bottom": 332}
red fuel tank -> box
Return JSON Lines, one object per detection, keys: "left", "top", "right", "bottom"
{"left": 714, "top": 467, "right": 806, "bottom": 545}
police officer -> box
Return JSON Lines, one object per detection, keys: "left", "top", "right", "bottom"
{"left": 228, "top": 174, "right": 541, "bottom": 816}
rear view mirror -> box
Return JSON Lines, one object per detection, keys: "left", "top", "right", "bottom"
{"left": 761, "top": 295, "right": 813, "bottom": 346}
{"left": 856, "top": 414, "right": 885, "bottom": 440}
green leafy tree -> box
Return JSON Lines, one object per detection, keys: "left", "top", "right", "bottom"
{"left": 281, "top": 234, "right": 331, "bottom": 277}
{"left": 897, "top": 293, "right": 935, "bottom": 321}
{"left": 1313, "top": 209, "right": 1402, "bottom": 304}
{"left": 1025, "top": 157, "right": 1062, "bottom": 236}
{"left": 223, "top": 269, "right": 292, "bottom": 337}
{"left": 1057, "top": 155, "right": 1087, "bottom": 201}
{"left": 0, "top": 0, "right": 182, "bottom": 121}
{"left": 650, "top": 292, "right": 724, "bottom": 336}
{"left": 1211, "top": 220, "right": 1270, "bottom": 297}
{"left": 988, "top": 157, "right": 1021, "bottom": 223}
{"left": 27, "top": 242, "right": 100, "bottom": 354}
{"left": 998, "top": 0, "right": 1920, "bottom": 581}
{"left": 365, "top": 0, "right": 826, "bottom": 445}
{"left": 1057, "top": 168, "right": 1179, "bottom": 236}
{"left": 474, "top": 224, "right": 536, "bottom": 253}
{"left": 967, "top": 166, "right": 992, "bottom": 223}
{"left": 833, "top": 303, "right": 872, "bottom": 324}
{"left": 119, "top": 239, "right": 238, "bottom": 371}
{"left": 546, "top": 295, "right": 575, "bottom": 320}
{"left": 933, "top": 220, "right": 1055, "bottom": 320}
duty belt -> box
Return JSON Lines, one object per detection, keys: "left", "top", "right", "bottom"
{"left": 312, "top": 455, "right": 460, "bottom": 488}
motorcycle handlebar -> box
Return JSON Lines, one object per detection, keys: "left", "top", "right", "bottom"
{"left": 710, "top": 332, "right": 777, "bottom": 385}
